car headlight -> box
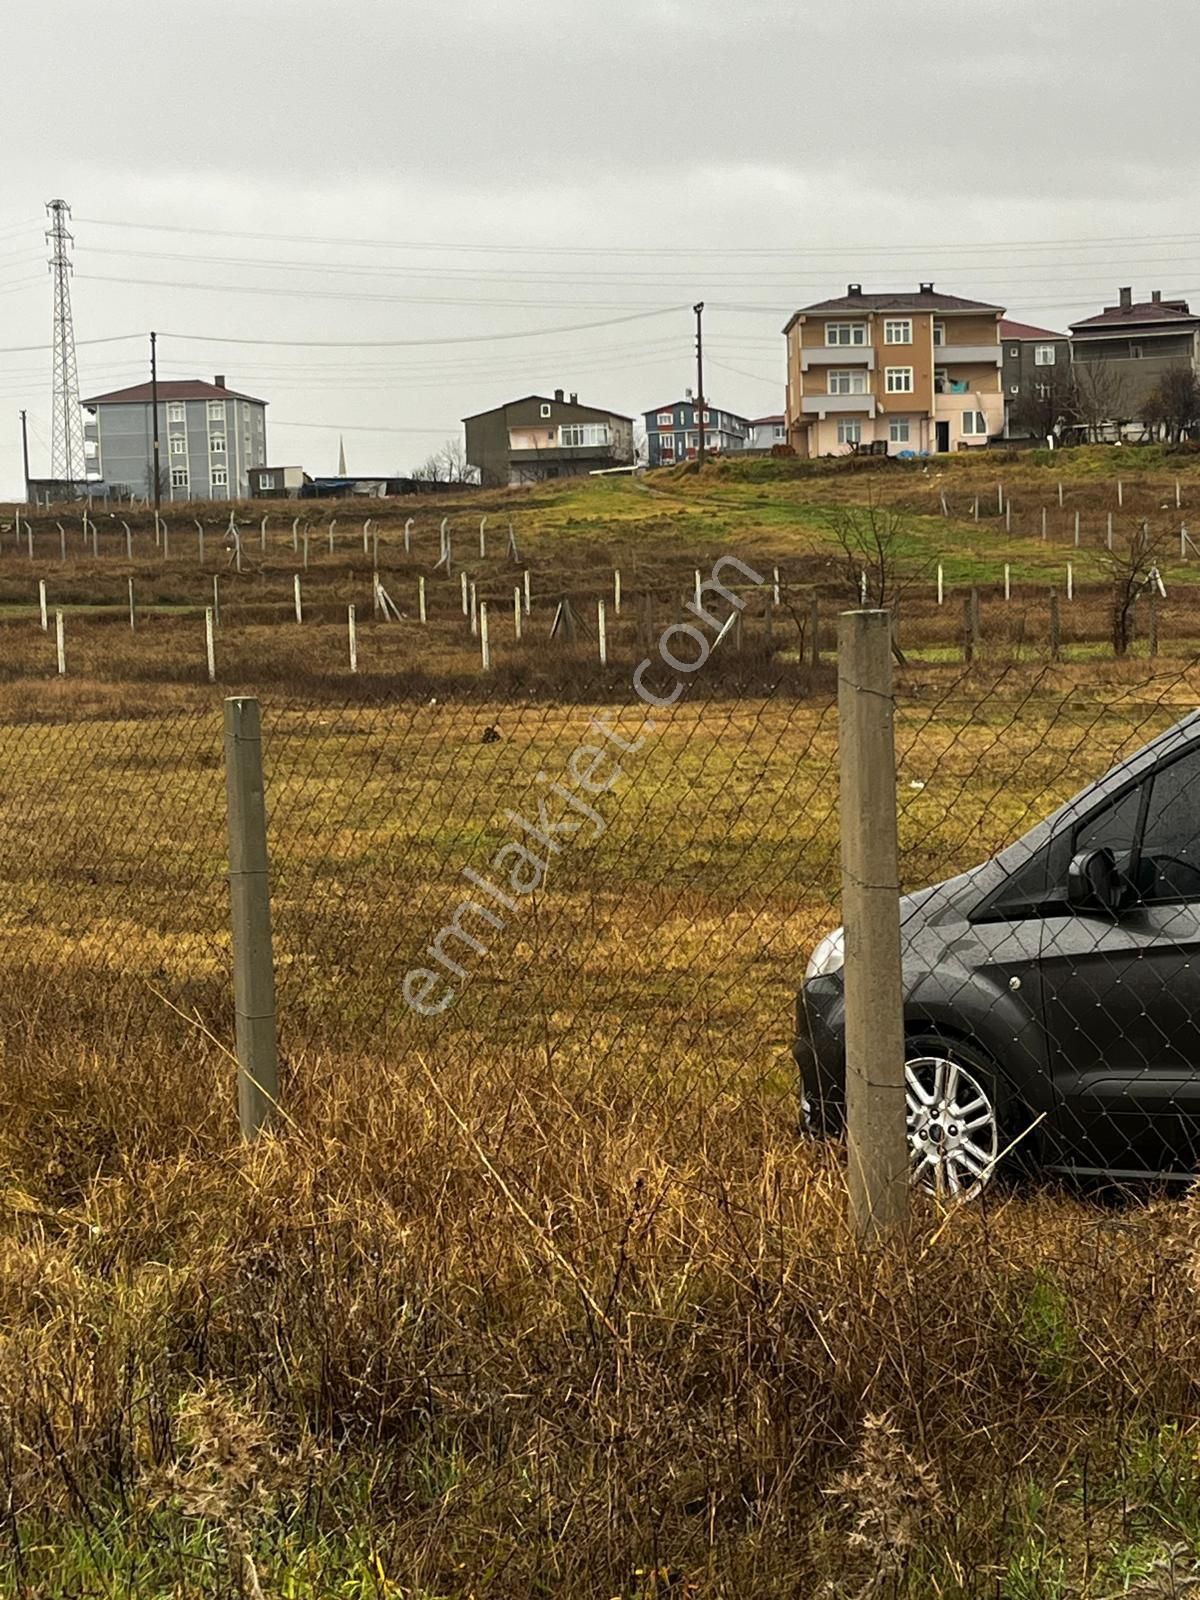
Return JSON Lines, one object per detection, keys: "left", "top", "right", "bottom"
{"left": 805, "top": 927, "right": 844, "bottom": 982}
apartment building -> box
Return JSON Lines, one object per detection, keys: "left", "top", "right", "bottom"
{"left": 464, "top": 390, "right": 634, "bottom": 486}
{"left": 999, "top": 319, "right": 1070, "bottom": 438}
{"left": 783, "top": 284, "right": 1005, "bottom": 456}
{"left": 746, "top": 414, "right": 788, "bottom": 451}
{"left": 1069, "top": 288, "right": 1200, "bottom": 418}
{"left": 82, "top": 376, "right": 268, "bottom": 501}
{"left": 643, "top": 397, "right": 750, "bottom": 465}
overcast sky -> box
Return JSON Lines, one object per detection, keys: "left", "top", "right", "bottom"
{"left": 2, "top": 0, "right": 1200, "bottom": 496}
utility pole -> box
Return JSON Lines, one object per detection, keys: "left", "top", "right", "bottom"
{"left": 46, "top": 200, "right": 84, "bottom": 488}
{"left": 19, "top": 410, "right": 30, "bottom": 504}
{"left": 694, "top": 301, "right": 706, "bottom": 467}
{"left": 150, "top": 330, "right": 161, "bottom": 515}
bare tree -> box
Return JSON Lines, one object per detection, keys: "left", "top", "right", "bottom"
{"left": 825, "top": 497, "right": 932, "bottom": 665}
{"left": 1009, "top": 369, "right": 1077, "bottom": 443}
{"left": 1144, "top": 365, "right": 1200, "bottom": 442}
{"left": 409, "top": 438, "right": 479, "bottom": 485}
{"left": 1096, "top": 519, "right": 1168, "bottom": 656}
{"left": 1071, "top": 360, "right": 1130, "bottom": 442}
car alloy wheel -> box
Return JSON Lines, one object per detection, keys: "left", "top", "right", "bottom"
{"left": 905, "top": 1053, "right": 1000, "bottom": 1198}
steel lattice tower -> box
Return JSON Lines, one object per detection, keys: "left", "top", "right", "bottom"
{"left": 46, "top": 199, "right": 84, "bottom": 485}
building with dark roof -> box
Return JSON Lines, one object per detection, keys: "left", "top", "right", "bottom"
{"left": 1068, "top": 288, "right": 1200, "bottom": 424}
{"left": 463, "top": 390, "right": 634, "bottom": 486}
{"left": 81, "top": 375, "right": 268, "bottom": 501}
{"left": 642, "top": 397, "right": 749, "bottom": 465}
{"left": 999, "top": 319, "right": 1070, "bottom": 439}
{"left": 783, "top": 283, "right": 1005, "bottom": 457}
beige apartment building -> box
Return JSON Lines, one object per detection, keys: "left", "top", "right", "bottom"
{"left": 783, "top": 284, "right": 1005, "bottom": 457}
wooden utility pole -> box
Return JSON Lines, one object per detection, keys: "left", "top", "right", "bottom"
{"left": 150, "top": 331, "right": 161, "bottom": 518}
{"left": 694, "top": 301, "right": 706, "bottom": 467}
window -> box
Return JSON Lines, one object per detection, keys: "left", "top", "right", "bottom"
{"left": 837, "top": 419, "right": 861, "bottom": 445}
{"left": 686, "top": 433, "right": 698, "bottom": 448}
{"left": 211, "top": 467, "right": 229, "bottom": 488}
{"left": 825, "top": 321, "right": 867, "bottom": 346}
{"left": 705, "top": 432, "right": 718, "bottom": 448}
{"left": 170, "top": 467, "right": 188, "bottom": 488}
{"left": 889, "top": 419, "right": 911, "bottom": 443}
{"left": 885, "top": 367, "right": 914, "bottom": 393}
{"left": 1034, "top": 344, "right": 1056, "bottom": 366}
{"left": 167, "top": 402, "right": 185, "bottom": 423}
{"left": 656, "top": 411, "right": 674, "bottom": 426}
{"left": 828, "top": 369, "right": 868, "bottom": 395}
{"left": 560, "top": 423, "right": 610, "bottom": 447}
{"left": 659, "top": 435, "right": 675, "bottom": 455}
{"left": 210, "top": 435, "right": 226, "bottom": 454}
{"left": 1035, "top": 382, "right": 1050, "bottom": 399}
{"left": 1130, "top": 344, "right": 1144, "bottom": 359}
{"left": 1139, "top": 751, "right": 1200, "bottom": 902}
{"left": 961, "top": 410, "right": 988, "bottom": 436}
{"left": 257, "top": 471, "right": 277, "bottom": 490}
{"left": 773, "top": 424, "right": 786, "bottom": 441}
{"left": 207, "top": 400, "right": 225, "bottom": 423}
{"left": 934, "top": 366, "right": 949, "bottom": 393}
{"left": 170, "top": 436, "right": 186, "bottom": 455}
{"left": 884, "top": 319, "right": 912, "bottom": 344}
{"left": 1010, "top": 347, "right": 1020, "bottom": 357}
{"left": 933, "top": 322, "right": 946, "bottom": 346}
{"left": 540, "top": 403, "right": 552, "bottom": 418}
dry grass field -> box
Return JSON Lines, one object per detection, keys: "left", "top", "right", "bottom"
{"left": 4, "top": 451, "right": 1200, "bottom": 1595}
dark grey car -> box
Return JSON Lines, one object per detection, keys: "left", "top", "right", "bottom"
{"left": 795, "top": 709, "right": 1200, "bottom": 1194}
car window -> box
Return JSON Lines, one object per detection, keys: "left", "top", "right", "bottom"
{"left": 1141, "top": 748, "right": 1200, "bottom": 902}
{"left": 1075, "top": 783, "right": 1144, "bottom": 859}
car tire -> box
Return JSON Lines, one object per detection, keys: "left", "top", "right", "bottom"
{"left": 903, "top": 1032, "right": 1016, "bottom": 1200}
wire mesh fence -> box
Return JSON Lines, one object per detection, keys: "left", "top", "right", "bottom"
{"left": 2, "top": 644, "right": 1200, "bottom": 1194}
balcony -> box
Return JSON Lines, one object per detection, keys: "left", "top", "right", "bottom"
{"left": 800, "top": 394, "right": 877, "bottom": 417}
{"left": 801, "top": 347, "right": 875, "bottom": 369}
{"left": 932, "top": 345, "right": 1002, "bottom": 365}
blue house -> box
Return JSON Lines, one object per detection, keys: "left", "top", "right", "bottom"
{"left": 643, "top": 398, "right": 750, "bottom": 466}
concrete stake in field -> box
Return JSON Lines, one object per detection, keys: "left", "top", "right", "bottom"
{"left": 513, "top": 585, "right": 522, "bottom": 639}
{"left": 1057, "top": 481, "right": 1064, "bottom": 507}
{"left": 205, "top": 607, "right": 216, "bottom": 681}
{"left": 362, "top": 518, "right": 371, "bottom": 555}
{"left": 260, "top": 515, "right": 268, "bottom": 551}
{"left": 469, "top": 580, "right": 478, "bottom": 638}
{"left": 38, "top": 579, "right": 47, "bottom": 631}
{"left": 123, "top": 521, "right": 131, "bottom": 560}
{"left": 1005, "top": 502, "right": 1011, "bottom": 533}
{"left": 1176, "top": 478, "right": 1182, "bottom": 509}
{"left": 328, "top": 519, "right": 335, "bottom": 554}
{"left": 194, "top": 518, "right": 205, "bottom": 564}
{"left": 1004, "top": 563, "right": 1011, "bottom": 601}
{"left": 939, "top": 491, "right": 948, "bottom": 518}
{"left": 972, "top": 496, "right": 979, "bottom": 520}
{"left": 479, "top": 516, "right": 487, "bottom": 559}
{"left": 694, "top": 568, "right": 702, "bottom": 608}
{"left": 372, "top": 524, "right": 378, "bottom": 571}
{"left": 598, "top": 599, "right": 607, "bottom": 666}
{"left": 1117, "top": 478, "right": 1124, "bottom": 508}
{"left": 460, "top": 570, "right": 469, "bottom": 615}
{"left": 55, "top": 609, "right": 65, "bottom": 675}
{"left": 56, "top": 522, "right": 64, "bottom": 562}
{"left": 773, "top": 565, "right": 781, "bottom": 605}
{"left": 223, "top": 697, "right": 280, "bottom": 1140}
{"left": 348, "top": 604, "right": 358, "bottom": 672}
{"left": 212, "top": 573, "right": 220, "bottom": 627}
{"left": 373, "top": 572, "right": 381, "bottom": 618}
{"left": 91, "top": 519, "right": 98, "bottom": 559}
{"left": 162, "top": 522, "right": 170, "bottom": 562}
{"left": 1041, "top": 506, "right": 1047, "bottom": 540}
{"left": 523, "top": 567, "right": 531, "bottom": 615}
{"left": 293, "top": 573, "right": 303, "bottom": 624}
{"left": 292, "top": 517, "right": 300, "bottom": 553}
{"left": 439, "top": 517, "right": 449, "bottom": 561}
{"left": 1106, "top": 511, "right": 1113, "bottom": 549}
{"left": 27, "top": 522, "right": 33, "bottom": 559}
{"left": 404, "top": 517, "right": 413, "bottom": 554}
{"left": 838, "top": 610, "right": 908, "bottom": 1243}
{"left": 1067, "top": 562, "right": 1074, "bottom": 601}
{"left": 1074, "top": 510, "right": 1080, "bottom": 546}
{"left": 613, "top": 568, "right": 621, "bottom": 613}
{"left": 154, "top": 511, "right": 163, "bottom": 547}
{"left": 997, "top": 482, "right": 1004, "bottom": 514}
{"left": 128, "top": 577, "right": 135, "bottom": 631}
{"left": 418, "top": 575, "right": 427, "bottom": 623}
{"left": 479, "top": 601, "right": 491, "bottom": 671}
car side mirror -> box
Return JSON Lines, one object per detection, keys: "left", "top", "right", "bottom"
{"left": 1067, "top": 847, "right": 1132, "bottom": 914}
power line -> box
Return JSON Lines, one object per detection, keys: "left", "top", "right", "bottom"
{"left": 157, "top": 305, "right": 687, "bottom": 348}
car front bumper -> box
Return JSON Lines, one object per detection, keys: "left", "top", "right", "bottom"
{"left": 793, "top": 977, "right": 846, "bottom": 1134}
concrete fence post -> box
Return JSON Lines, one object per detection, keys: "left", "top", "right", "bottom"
{"left": 223, "top": 697, "right": 280, "bottom": 1139}
{"left": 838, "top": 610, "right": 909, "bottom": 1242}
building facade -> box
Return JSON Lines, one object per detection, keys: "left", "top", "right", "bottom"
{"left": 643, "top": 399, "right": 750, "bottom": 465}
{"left": 1069, "top": 288, "right": 1200, "bottom": 421}
{"left": 464, "top": 391, "right": 634, "bottom": 486}
{"left": 745, "top": 414, "right": 788, "bottom": 451}
{"left": 82, "top": 377, "right": 268, "bottom": 501}
{"left": 783, "top": 285, "right": 1005, "bottom": 456}
{"left": 999, "top": 319, "right": 1070, "bottom": 438}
